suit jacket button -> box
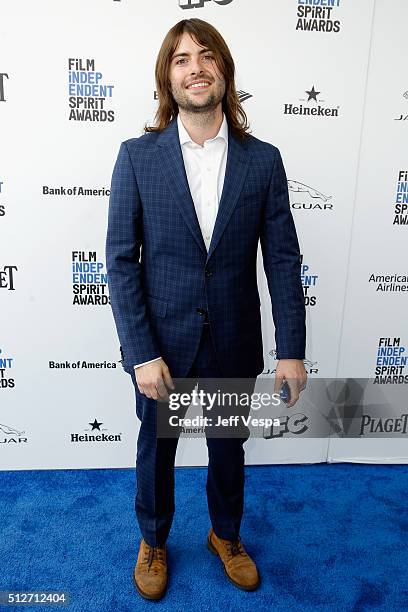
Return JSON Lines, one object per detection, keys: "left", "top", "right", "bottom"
{"left": 205, "top": 268, "right": 213, "bottom": 277}
{"left": 196, "top": 307, "right": 206, "bottom": 315}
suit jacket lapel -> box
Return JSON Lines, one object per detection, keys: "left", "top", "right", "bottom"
{"left": 156, "top": 116, "right": 251, "bottom": 263}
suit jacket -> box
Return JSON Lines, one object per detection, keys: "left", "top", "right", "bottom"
{"left": 105, "top": 116, "right": 306, "bottom": 378}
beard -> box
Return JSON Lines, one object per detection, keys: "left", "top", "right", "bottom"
{"left": 170, "top": 79, "right": 226, "bottom": 114}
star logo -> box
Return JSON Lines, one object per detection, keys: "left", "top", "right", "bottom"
{"left": 89, "top": 419, "right": 103, "bottom": 431}
{"left": 305, "top": 86, "right": 320, "bottom": 102}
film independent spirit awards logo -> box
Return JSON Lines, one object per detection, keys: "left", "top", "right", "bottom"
{"left": 71, "top": 250, "right": 110, "bottom": 306}
{"left": 393, "top": 170, "right": 408, "bottom": 226}
{"left": 68, "top": 58, "right": 115, "bottom": 122}
{"left": 0, "top": 348, "right": 15, "bottom": 390}
{"left": 295, "top": 0, "right": 342, "bottom": 33}
{"left": 300, "top": 254, "right": 319, "bottom": 308}
{"left": 374, "top": 337, "right": 408, "bottom": 385}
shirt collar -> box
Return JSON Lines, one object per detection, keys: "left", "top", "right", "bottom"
{"left": 177, "top": 112, "right": 228, "bottom": 147}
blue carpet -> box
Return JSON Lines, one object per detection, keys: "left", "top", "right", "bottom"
{"left": 0, "top": 464, "right": 407, "bottom": 611}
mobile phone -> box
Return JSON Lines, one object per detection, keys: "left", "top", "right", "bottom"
{"left": 279, "top": 380, "right": 291, "bottom": 404}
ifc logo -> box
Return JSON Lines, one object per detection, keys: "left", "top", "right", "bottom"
{"left": 179, "top": 0, "right": 233, "bottom": 8}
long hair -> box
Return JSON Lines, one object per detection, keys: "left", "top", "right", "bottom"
{"left": 144, "top": 18, "right": 251, "bottom": 140}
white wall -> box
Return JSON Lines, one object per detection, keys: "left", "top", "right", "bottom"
{"left": 1, "top": 0, "right": 406, "bottom": 469}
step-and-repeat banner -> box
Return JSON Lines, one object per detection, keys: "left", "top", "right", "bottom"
{"left": 1, "top": 0, "right": 406, "bottom": 469}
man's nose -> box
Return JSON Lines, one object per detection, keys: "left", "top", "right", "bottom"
{"left": 190, "top": 57, "right": 204, "bottom": 75}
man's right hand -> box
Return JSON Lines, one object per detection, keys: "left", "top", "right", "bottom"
{"left": 134, "top": 358, "right": 175, "bottom": 400}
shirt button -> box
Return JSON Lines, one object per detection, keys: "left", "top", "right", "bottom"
{"left": 206, "top": 166, "right": 211, "bottom": 172}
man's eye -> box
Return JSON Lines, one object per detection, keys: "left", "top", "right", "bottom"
{"left": 175, "top": 55, "right": 214, "bottom": 65}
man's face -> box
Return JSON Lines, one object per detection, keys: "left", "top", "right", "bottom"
{"left": 168, "top": 32, "right": 226, "bottom": 113}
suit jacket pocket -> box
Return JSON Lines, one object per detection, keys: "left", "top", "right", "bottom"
{"left": 147, "top": 295, "right": 167, "bottom": 318}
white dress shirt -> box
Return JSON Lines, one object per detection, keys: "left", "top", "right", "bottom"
{"left": 134, "top": 112, "right": 228, "bottom": 370}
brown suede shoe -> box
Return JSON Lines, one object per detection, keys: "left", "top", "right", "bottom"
{"left": 133, "top": 538, "right": 168, "bottom": 600}
{"left": 207, "top": 527, "right": 260, "bottom": 591}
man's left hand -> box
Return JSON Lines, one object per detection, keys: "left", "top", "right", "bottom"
{"left": 274, "top": 359, "right": 307, "bottom": 408}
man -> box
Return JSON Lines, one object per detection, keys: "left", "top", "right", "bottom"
{"left": 105, "top": 18, "right": 307, "bottom": 600}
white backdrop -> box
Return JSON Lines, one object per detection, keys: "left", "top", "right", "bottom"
{"left": 1, "top": 0, "right": 407, "bottom": 470}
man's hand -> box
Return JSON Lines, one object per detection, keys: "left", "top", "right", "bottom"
{"left": 274, "top": 359, "right": 307, "bottom": 408}
{"left": 135, "top": 358, "right": 175, "bottom": 400}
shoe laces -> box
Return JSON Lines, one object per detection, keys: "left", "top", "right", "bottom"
{"left": 227, "top": 537, "right": 246, "bottom": 558}
{"left": 143, "top": 543, "right": 166, "bottom": 573}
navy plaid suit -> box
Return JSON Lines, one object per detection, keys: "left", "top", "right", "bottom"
{"left": 105, "top": 116, "right": 306, "bottom": 545}
{"left": 106, "top": 117, "right": 305, "bottom": 377}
